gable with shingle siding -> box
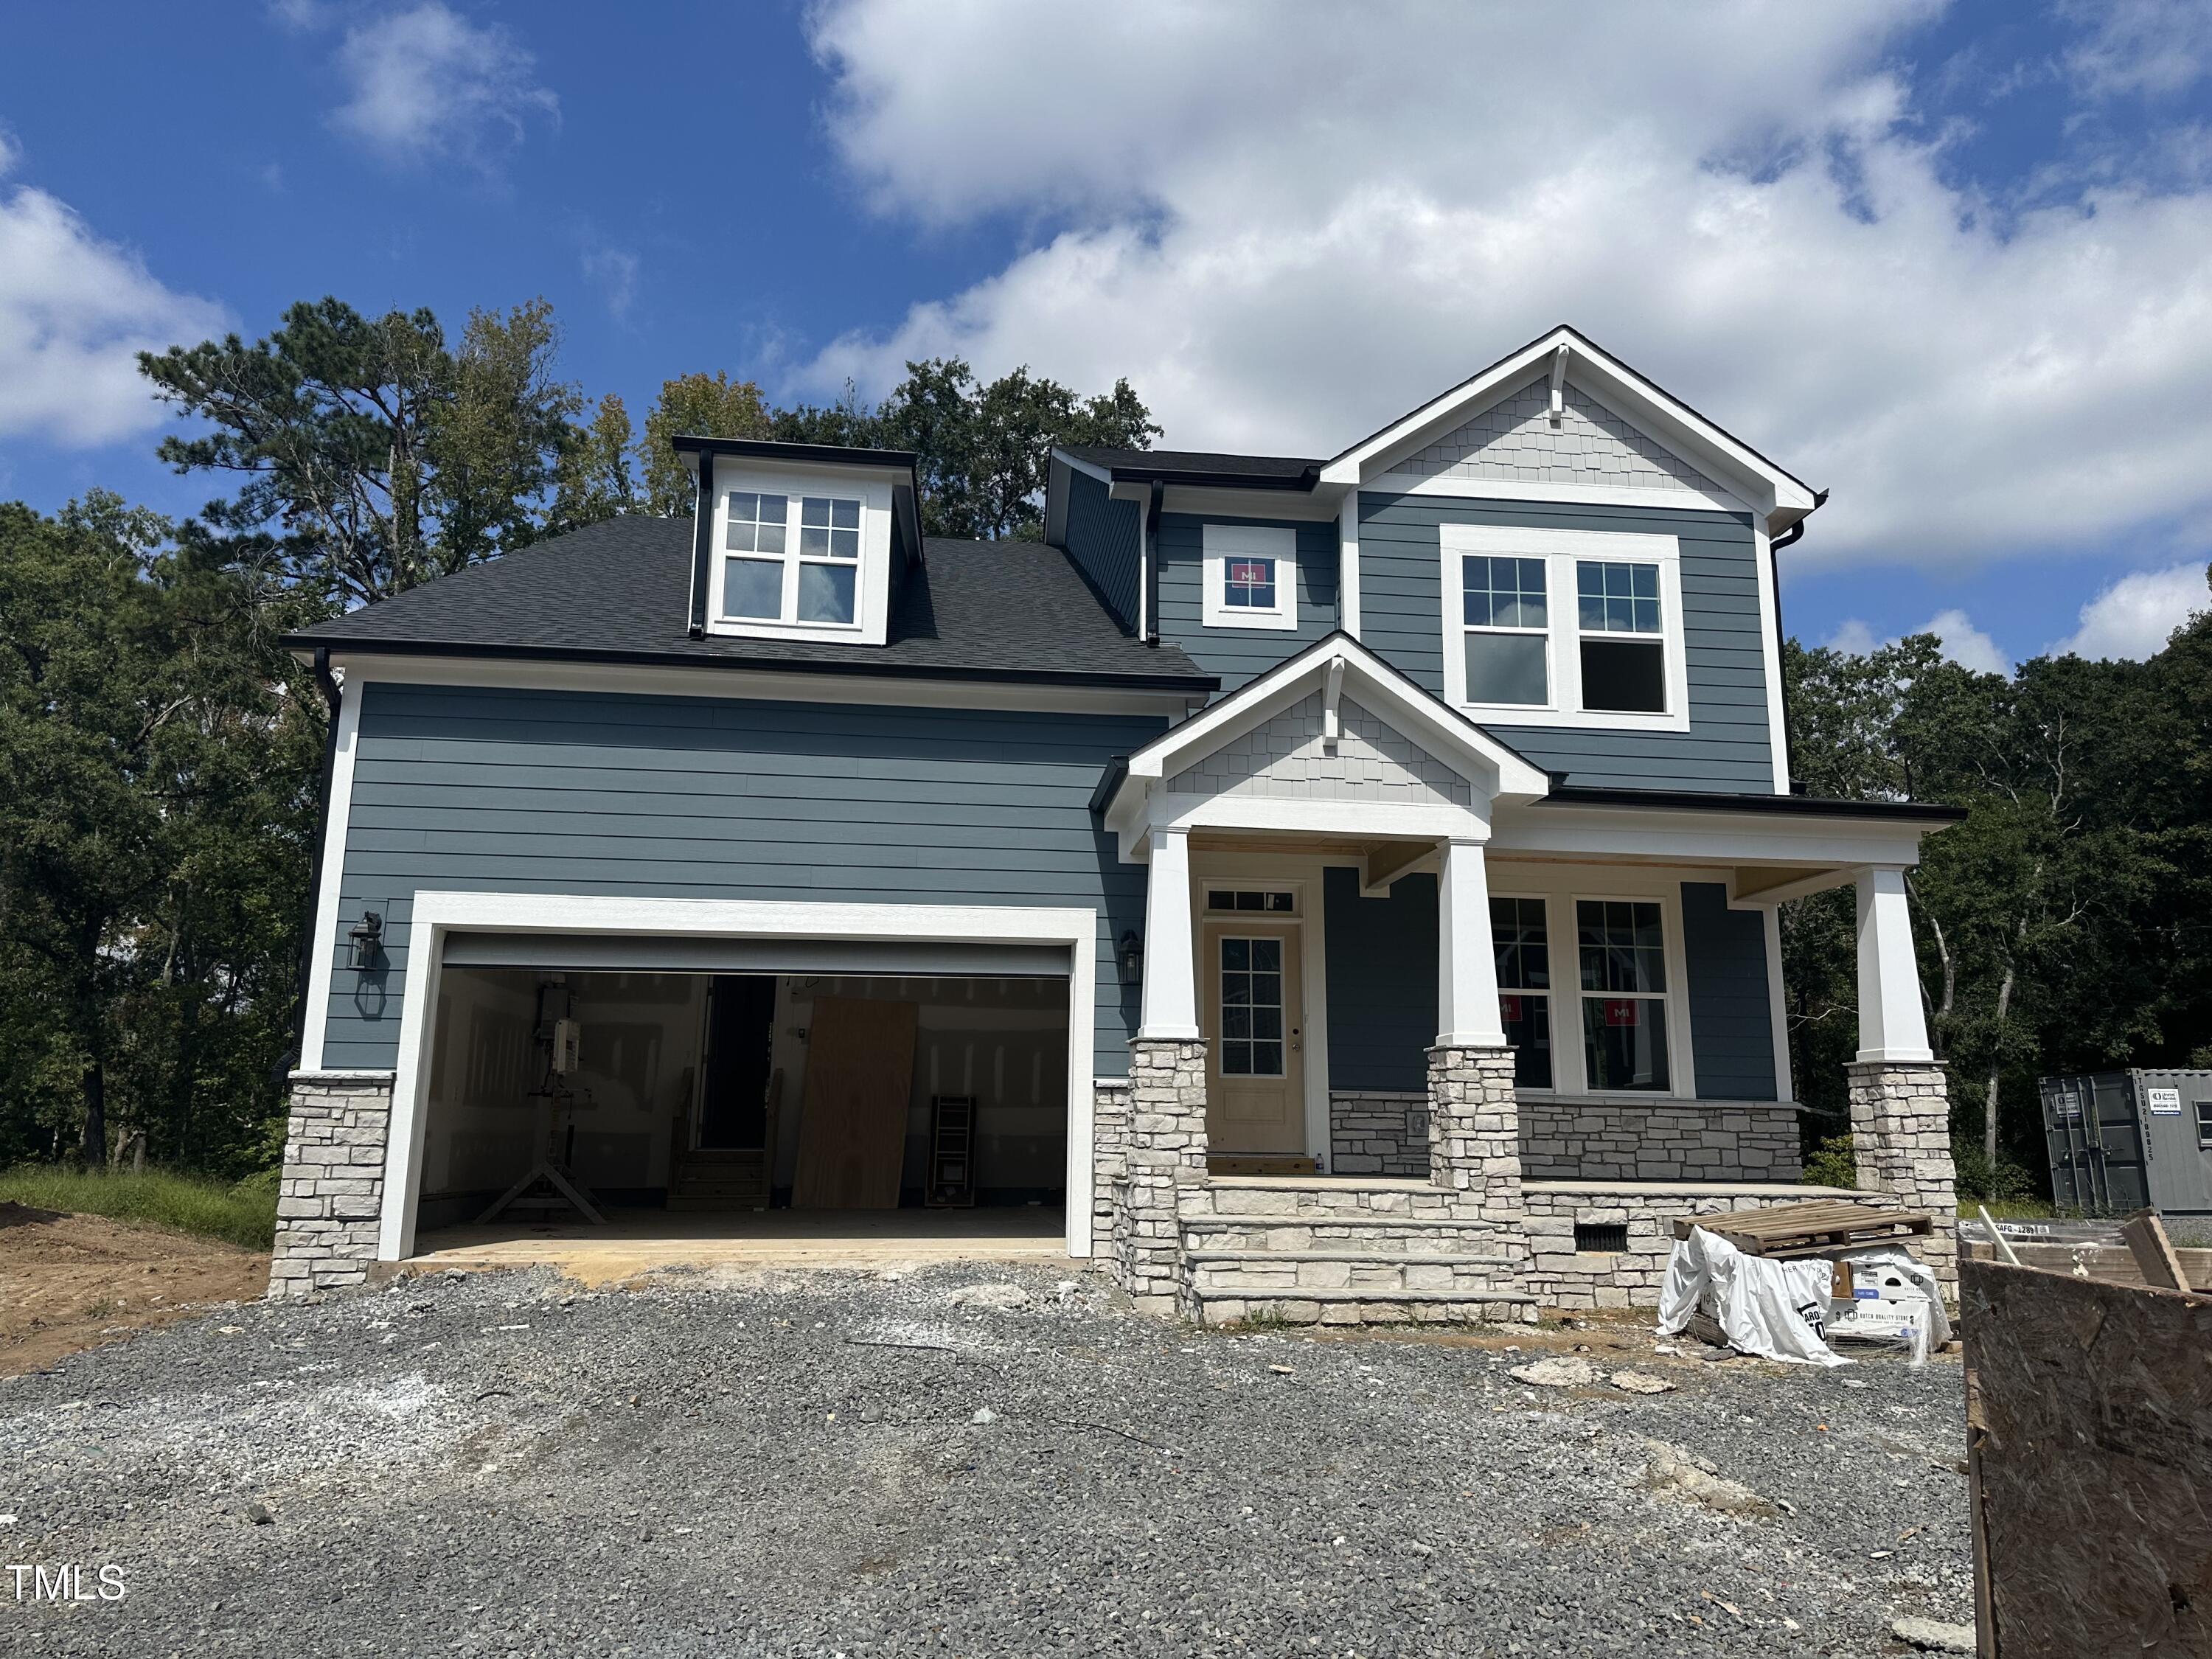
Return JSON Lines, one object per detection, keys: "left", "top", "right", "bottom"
{"left": 1392, "top": 375, "right": 1726, "bottom": 498}
{"left": 1168, "top": 692, "right": 1472, "bottom": 807}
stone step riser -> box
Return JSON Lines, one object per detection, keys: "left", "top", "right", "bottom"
{"left": 1192, "top": 1262, "right": 1512, "bottom": 1295}
{"left": 1180, "top": 1225, "right": 1503, "bottom": 1254}
{"left": 1183, "top": 1195, "right": 1495, "bottom": 1222}
{"left": 1192, "top": 1293, "right": 1538, "bottom": 1329}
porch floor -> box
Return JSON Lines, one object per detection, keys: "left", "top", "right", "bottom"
{"left": 408, "top": 1205, "right": 1068, "bottom": 1284}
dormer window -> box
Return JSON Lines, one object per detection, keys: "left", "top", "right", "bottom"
{"left": 1438, "top": 524, "right": 1689, "bottom": 731}
{"left": 721, "top": 491, "right": 863, "bottom": 627}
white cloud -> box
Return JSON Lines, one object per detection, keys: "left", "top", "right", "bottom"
{"left": 580, "top": 240, "right": 640, "bottom": 321}
{"left": 0, "top": 136, "right": 230, "bottom": 446}
{"left": 2065, "top": 0, "right": 2212, "bottom": 98}
{"left": 799, "top": 1, "right": 2212, "bottom": 577}
{"left": 1824, "top": 608, "right": 2011, "bottom": 673}
{"left": 2052, "top": 560, "right": 2210, "bottom": 658}
{"left": 329, "top": 2, "right": 557, "bottom": 168}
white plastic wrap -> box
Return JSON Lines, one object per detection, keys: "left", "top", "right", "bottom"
{"left": 1655, "top": 1224, "right": 1850, "bottom": 1366}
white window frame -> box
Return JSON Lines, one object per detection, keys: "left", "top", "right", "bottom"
{"left": 1489, "top": 889, "right": 1557, "bottom": 1093}
{"left": 1482, "top": 863, "right": 1698, "bottom": 1100}
{"left": 706, "top": 465, "right": 897, "bottom": 647}
{"left": 1438, "top": 524, "right": 1691, "bottom": 731}
{"left": 1202, "top": 522, "right": 1298, "bottom": 631}
{"left": 1458, "top": 553, "right": 1554, "bottom": 710}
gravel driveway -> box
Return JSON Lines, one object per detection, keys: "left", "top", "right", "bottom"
{"left": 0, "top": 1261, "right": 1972, "bottom": 1657}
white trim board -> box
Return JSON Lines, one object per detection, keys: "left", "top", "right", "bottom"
{"left": 324, "top": 650, "right": 1203, "bottom": 719}
{"left": 1368, "top": 470, "right": 1750, "bottom": 518}
{"left": 298, "top": 673, "right": 363, "bottom": 1072}
{"left": 374, "top": 894, "right": 1100, "bottom": 1264}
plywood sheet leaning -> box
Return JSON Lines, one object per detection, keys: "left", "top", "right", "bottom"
{"left": 791, "top": 996, "right": 919, "bottom": 1210}
{"left": 1961, "top": 1256, "right": 2212, "bottom": 1658}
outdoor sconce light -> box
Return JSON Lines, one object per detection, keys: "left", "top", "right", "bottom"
{"left": 347, "top": 910, "right": 385, "bottom": 971}
{"left": 1117, "top": 929, "right": 1144, "bottom": 987}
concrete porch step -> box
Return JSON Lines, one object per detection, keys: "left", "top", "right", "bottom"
{"left": 1190, "top": 1285, "right": 1539, "bottom": 1328}
{"left": 1188, "top": 1250, "right": 1517, "bottom": 1297}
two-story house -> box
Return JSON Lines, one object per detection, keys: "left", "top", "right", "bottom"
{"left": 272, "top": 325, "right": 1961, "bottom": 1320}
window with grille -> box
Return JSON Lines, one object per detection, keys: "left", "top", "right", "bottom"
{"left": 1491, "top": 895, "right": 1552, "bottom": 1088}
{"left": 1576, "top": 898, "right": 1670, "bottom": 1091}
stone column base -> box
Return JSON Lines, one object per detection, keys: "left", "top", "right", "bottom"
{"left": 1090, "top": 1078, "right": 1132, "bottom": 1273}
{"left": 1846, "top": 1060, "right": 1958, "bottom": 1293}
{"left": 268, "top": 1071, "right": 395, "bottom": 1298}
{"left": 1117, "top": 1037, "right": 1209, "bottom": 1315}
{"left": 1425, "top": 1044, "right": 1531, "bottom": 1281}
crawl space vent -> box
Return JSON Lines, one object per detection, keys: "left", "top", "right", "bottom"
{"left": 1573, "top": 1222, "right": 1629, "bottom": 1254}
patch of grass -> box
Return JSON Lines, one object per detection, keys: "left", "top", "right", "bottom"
{"left": 0, "top": 1164, "right": 277, "bottom": 1251}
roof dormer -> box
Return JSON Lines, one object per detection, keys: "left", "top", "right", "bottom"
{"left": 675, "top": 435, "right": 925, "bottom": 648}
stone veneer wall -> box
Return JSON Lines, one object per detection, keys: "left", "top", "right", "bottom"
{"left": 269, "top": 1071, "right": 395, "bottom": 1298}
{"left": 1425, "top": 1046, "right": 1528, "bottom": 1237}
{"left": 1329, "top": 1091, "right": 1429, "bottom": 1175}
{"left": 1521, "top": 1099, "right": 1804, "bottom": 1182}
{"left": 1329, "top": 1091, "right": 1803, "bottom": 1183}
{"left": 1090, "top": 1079, "right": 1131, "bottom": 1270}
{"left": 1523, "top": 1185, "right": 1885, "bottom": 1310}
{"left": 1115, "top": 1038, "right": 1209, "bottom": 1315}
{"left": 1847, "top": 1061, "right": 1959, "bottom": 1289}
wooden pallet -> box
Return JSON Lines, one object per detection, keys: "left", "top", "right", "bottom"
{"left": 1671, "top": 1198, "right": 1934, "bottom": 1259}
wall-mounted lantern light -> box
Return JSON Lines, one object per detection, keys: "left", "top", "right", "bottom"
{"left": 347, "top": 909, "right": 385, "bottom": 971}
{"left": 1117, "top": 929, "right": 1144, "bottom": 988}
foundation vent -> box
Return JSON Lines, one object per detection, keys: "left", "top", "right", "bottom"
{"left": 1573, "top": 1222, "right": 1630, "bottom": 1254}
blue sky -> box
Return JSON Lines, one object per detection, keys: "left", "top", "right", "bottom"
{"left": 3, "top": 1, "right": 2209, "bottom": 665}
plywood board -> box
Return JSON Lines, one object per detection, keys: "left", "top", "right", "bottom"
{"left": 790, "top": 996, "right": 919, "bottom": 1210}
{"left": 1961, "top": 1257, "right": 2212, "bottom": 1657}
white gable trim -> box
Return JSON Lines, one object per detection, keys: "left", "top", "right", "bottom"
{"left": 1105, "top": 635, "right": 1551, "bottom": 855}
{"left": 1319, "top": 327, "right": 1818, "bottom": 533}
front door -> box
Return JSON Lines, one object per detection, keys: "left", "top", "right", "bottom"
{"left": 1202, "top": 922, "right": 1305, "bottom": 1154}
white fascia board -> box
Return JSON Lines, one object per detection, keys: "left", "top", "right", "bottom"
{"left": 1319, "top": 327, "right": 1818, "bottom": 531}
{"left": 297, "top": 672, "right": 363, "bottom": 1071}
{"left": 330, "top": 651, "right": 1202, "bottom": 719}
{"left": 1159, "top": 484, "right": 1340, "bottom": 522}
{"left": 1368, "top": 470, "right": 1752, "bottom": 518}
{"left": 1156, "top": 792, "right": 1484, "bottom": 841}
{"left": 1121, "top": 635, "right": 1551, "bottom": 799}
{"left": 1490, "top": 804, "right": 1929, "bottom": 869}
{"left": 1052, "top": 447, "right": 1114, "bottom": 488}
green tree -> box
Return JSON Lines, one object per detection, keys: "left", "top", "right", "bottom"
{"left": 548, "top": 392, "right": 639, "bottom": 534}
{"left": 638, "top": 372, "right": 773, "bottom": 517}
{"left": 139, "top": 296, "right": 582, "bottom": 605}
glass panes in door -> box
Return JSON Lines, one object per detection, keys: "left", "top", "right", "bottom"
{"left": 1219, "top": 936, "right": 1285, "bottom": 1077}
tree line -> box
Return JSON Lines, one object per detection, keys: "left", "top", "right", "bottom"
{"left": 1, "top": 290, "right": 2206, "bottom": 1195}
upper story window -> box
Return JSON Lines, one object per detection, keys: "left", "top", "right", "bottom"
{"left": 1576, "top": 560, "right": 1664, "bottom": 713}
{"left": 723, "top": 491, "right": 863, "bottom": 627}
{"left": 1462, "top": 556, "right": 1549, "bottom": 706}
{"left": 1203, "top": 523, "right": 1298, "bottom": 630}
{"left": 1438, "top": 524, "right": 1688, "bottom": 731}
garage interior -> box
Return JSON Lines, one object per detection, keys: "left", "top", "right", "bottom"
{"left": 406, "top": 952, "right": 1073, "bottom": 1263}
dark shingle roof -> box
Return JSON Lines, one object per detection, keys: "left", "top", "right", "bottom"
{"left": 1058, "top": 446, "right": 1322, "bottom": 487}
{"left": 287, "top": 516, "right": 1217, "bottom": 689}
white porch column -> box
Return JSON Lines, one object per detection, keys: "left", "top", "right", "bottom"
{"left": 1854, "top": 865, "right": 1933, "bottom": 1063}
{"left": 1138, "top": 824, "right": 1200, "bottom": 1040}
{"left": 1436, "top": 836, "right": 1506, "bottom": 1047}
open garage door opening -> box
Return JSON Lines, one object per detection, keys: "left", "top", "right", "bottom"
{"left": 407, "top": 954, "right": 1073, "bottom": 1265}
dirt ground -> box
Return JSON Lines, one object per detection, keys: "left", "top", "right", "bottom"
{"left": 0, "top": 1202, "right": 268, "bottom": 1377}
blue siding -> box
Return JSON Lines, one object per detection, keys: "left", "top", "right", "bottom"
{"left": 1322, "top": 866, "right": 1438, "bottom": 1091}
{"left": 321, "top": 683, "right": 1163, "bottom": 1076}
{"left": 1680, "top": 881, "right": 1778, "bottom": 1101}
{"left": 1357, "top": 493, "right": 1775, "bottom": 791}
{"left": 1156, "top": 511, "right": 1339, "bottom": 690}
{"left": 1060, "top": 468, "right": 1141, "bottom": 633}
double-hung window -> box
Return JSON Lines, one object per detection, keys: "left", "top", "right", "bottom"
{"left": 1461, "top": 557, "right": 1550, "bottom": 706}
{"left": 1437, "top": 525, "right": 1686, "bottom": 728}
{"left": 721, "top": 491, "right": 863, "bottom": 627}
{"left": 1576, "top": 560, "right": 1666, "bottom": 713}
{"left": 1491, "top": 896, "right": 1552, "bottom": 1088}
{"left": 1576, "top": 900, "right": 1670, "bottom": 1091}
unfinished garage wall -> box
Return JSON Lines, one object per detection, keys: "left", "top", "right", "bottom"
{"left": 416, "top": 970, "right": 705, "bottom": 1228}
{"left": 772, "top": 975, "right": 1070, "bottom": 1201}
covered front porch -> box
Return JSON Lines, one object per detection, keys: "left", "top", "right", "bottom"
{"left": 1090, "top": 635, "right": 1964, "bottom": 1321}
